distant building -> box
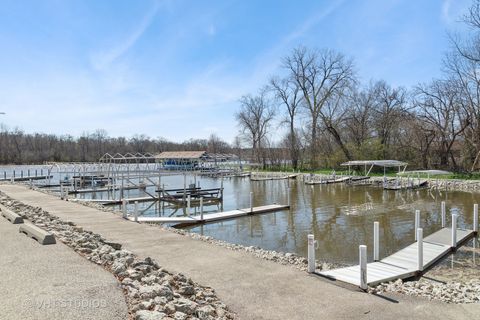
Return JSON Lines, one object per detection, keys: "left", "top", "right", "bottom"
{"left": 155, "top": 151, "right": 207, "bottom": 170}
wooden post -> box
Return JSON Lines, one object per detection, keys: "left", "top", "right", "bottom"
{"left": 441, "top": 201, "right": 446, "bottom": 228}
{"left": 187, "top": 195, "right": 191, "bottom": 215}
{"left": 474, "top": 203, "right": 478, "bottom": 233}
{"left": 373, "top": 221, "right": 379, "bottom": 261}
{"left": 307, "top": 234, "right": 315, "bottom": 273}
{"left": 200, "top": 197, "right": 204, "bottom": 221}
{"left": 451, "top": 213, "right": 457, "bottom": 248}
{"left": 415, "top": 210, "right": 420, "bottom": 240}
{"left": 359, "top": 245, "right": 367, "bottom": 290}
{"left": 250, "top": 191, "right": 253, "bottom": 213}
{"left": 417, "top": 228, "right": 423, "bottom": 271}
{"left": 134, "top": 201, "right": 139, "bottom": 222}
{"left": 122, "top": 199, "right": 127, "bottom": 218}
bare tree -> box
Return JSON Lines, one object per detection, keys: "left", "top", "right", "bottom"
{"left": 414, "top": 80, "right": 470, "bottom": 169}
{"left": 283, "top": 46, "right": 355, "bottom": 168}
{"left": 344, "top": 84, "right": 375, "bottom": 149}
{"left": 269, "top": 76, "right": 302, "bottom": 169}
{"left": 371, "top": 80, "right": 408, "bottom": 159}
{"left": 235, "top": 89, "right": 276, "bottom": 167}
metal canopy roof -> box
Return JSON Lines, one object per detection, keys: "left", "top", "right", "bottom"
{"left": 341, "top": 160, "right": 408, "bottom": 167}
{"left": 397, "top": 170, "right": 451, "bottom": 176}
{"left": 155, "top": 151, "right": 207, "bottom": 160}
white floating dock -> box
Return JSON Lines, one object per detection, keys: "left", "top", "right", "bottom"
{"left": 127, "top": 204, "right": 290, "bottom": 225}
{"left": 319, "top": 227, "right": 476, "bottom": 287}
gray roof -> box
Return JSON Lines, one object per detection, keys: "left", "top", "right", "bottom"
{"left": 155, "top": 151, "right": 207, "bottom": 160}
{"left": 341, "top": 160, "right": 408, "bottom": 167}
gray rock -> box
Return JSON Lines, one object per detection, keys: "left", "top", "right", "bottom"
{"left": 173, "top": 298, "right": 198, "bottom": 315}
{"left": 197, "top": 305, "right": 216, "bottom": 319}
{"left": 135, "top": 310, "right": 167, "bottom": 320}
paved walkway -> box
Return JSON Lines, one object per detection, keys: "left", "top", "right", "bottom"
{"left": 0, "top": 205, "right": 128, "bottom": 320}
{"left": 1, "top": 184, "right": 480, "bottom": 320}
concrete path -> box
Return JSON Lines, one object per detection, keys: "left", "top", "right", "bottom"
{"left": 0, "top": 206, "right": 128, "bottom": 320}
{"left": 1, "top": 184, "right": 480, "bottom": 320}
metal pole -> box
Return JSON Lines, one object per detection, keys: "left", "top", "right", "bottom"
{"left": 373, "top": 221, "right": 379, "bottom": 261}
{"left": 451, "top": 213, "right": 457, "bottom": 248}
{"left": 187, "top": 195, "right": 191, "bottom": 215}
{"left": 415, "top": 210, "right": 420, "bottom": 240}
{"left": 134, "top": 201, "right": 139, "bottom": 222}
{"left": 200, "top": 197, "right": 204, "bottom": 221}
{"left": 359, "top": 245, "right": 367, "bottom": 290}
{"left": 250, "top": 191, "right": 253, "bottom": 213}
{"left": 122, "top": 199, "right": 127, "bottom": 218}
{"left": 441, "top": 201, "right": 446, "bottom": 228}
{"left": 307, "top": 234, "right": 315, "bottom": 273}
{"left": 474, "top": 203, "right": 478, "bottom": 233}
{"left": 417, "top": 228, "right": 423, "bottom": 271}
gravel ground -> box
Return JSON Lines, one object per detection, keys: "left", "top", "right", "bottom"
{"left": 0, "top": 191, "right": 236, "bottom": 320}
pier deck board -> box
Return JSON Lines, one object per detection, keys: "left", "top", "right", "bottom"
{"left": 319, "top": 227, "right": 476, "bottom": 287}
{"left": 128, "top": 204, "right": 289, "bottom": 225}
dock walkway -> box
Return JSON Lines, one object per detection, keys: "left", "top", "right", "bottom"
{"left": 320, "top": 227, "right": 476, "bottom": 287}
{"left": 0, "top": 185, "right": 479, "bottom": 319}
{"left": 129, "top": 204, "right": 289, "bottom": 225}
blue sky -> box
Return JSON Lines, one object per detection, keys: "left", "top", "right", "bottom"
{"left": 0, "top": 0, "right": 472, "bottom": 142}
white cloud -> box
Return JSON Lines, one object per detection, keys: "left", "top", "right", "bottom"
{"left": 441, "top": 0, "right": 470, "bottom": 25}
{"left": 90, "top": 0, "right": 162, "bottom": 70}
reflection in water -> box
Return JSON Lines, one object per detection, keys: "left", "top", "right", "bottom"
{"left": 185, "top": 178, "right": 480, "bottom": 265}
{"left": 16, "top": 168, "right": 477, "bottom": 265}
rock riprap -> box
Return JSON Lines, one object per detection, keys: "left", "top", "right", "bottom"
{"left": 0, "top": 192, "right": 235, "bottom": 320}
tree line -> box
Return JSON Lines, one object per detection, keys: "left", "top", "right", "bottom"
{"left": 0, "top": 126, "right": 231, "bottom": 164}
{"left": 235, "top": 0, "right": 480, "bottom": 173}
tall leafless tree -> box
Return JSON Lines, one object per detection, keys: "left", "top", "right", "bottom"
{"left": 235, "top": 89, "right": 276, "bottom": 167}
{"left": 282, "top": 46, "right": 355, "bottom": 168}
{"left": 269, "top": 76, "right": 302, "bottom": 169}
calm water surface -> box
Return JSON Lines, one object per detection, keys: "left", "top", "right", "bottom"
{"left": 1, "top": 166, "right": 478, "bottom": 265}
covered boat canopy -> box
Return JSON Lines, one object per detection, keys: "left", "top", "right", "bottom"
{"left": 341, "top": 160, "right": 408, "bottom": 176}
{"left": 397, "top": 170, "right": 451, "bottom": 176}
{"left": 341, "top": 160, "right": 408, "bottom": 167}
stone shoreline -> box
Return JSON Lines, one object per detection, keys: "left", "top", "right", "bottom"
{"left": 5, "top": 182, "right": 480, "bottom": 306}
{"left": 0, "top": 191, "right": 236, "bottom": 320}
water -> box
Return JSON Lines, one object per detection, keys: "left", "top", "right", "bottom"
{"left": 64, "top": 174, "right": 480, "bottom": 265}
{"left": 1, "top": 166, "right": 479, "bottom": 265}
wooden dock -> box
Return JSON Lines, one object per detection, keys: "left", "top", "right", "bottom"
{"left": 383, "top": 179, "right": 428, "bottom": 190}
{"left": 305, "top": 176, "right": 352, "bottom": 185}
{"left": 0, "top": 175, "right": 52, "bottom": 182}
{"left": 67, "top": 184, "right": 154, "bottom": 194}
{"left": 250, "top": 174, "right": 299, "bottom": 181}
{"left": 126, "top": 204, "right": 290, "bottom": 225}
{"left": 319, "top": 227, "right": 476, "bottom": 287}
{"left": 70, "top": 196, "right": 158, "bottom": 205}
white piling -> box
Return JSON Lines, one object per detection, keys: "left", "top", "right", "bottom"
{"left": 122, "top": 199, "right": 127, "bottom": 218}
{"left": 249, "top": 191, "right": 253, "bottom": 213}
{"left": 474, "top": 203, "right": 478, "bottom": 233}
{"left": 307, "top": 234, "right": 316, "bottom": 273}
{"left": 359, "top": 245, "right": 367, "bottom": 290}
{"left": 417, "top": 228, "right": 423, "bottom": 271}
{"left": 134, "top": 201, "right": 139, "bottom": 222}
{"left": 187, "top": 195, "right": 191, "bottom": 215}
{"left": 451, "top": 213, "right": 458, "bottom": 248}
{"left": 200, "top": 197, "right": 204, "bottom": 221}
{"left": 441, "top": 201, "right": 446, "bottom": 228}
{"left": 373, "top": 221, "right": 379, "bottom": 261}
{"left": 415, "top": 210, "right": 420, "bottom": 240}
{"left": 287, "top": 186, "right": 291, "bottom": 207}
